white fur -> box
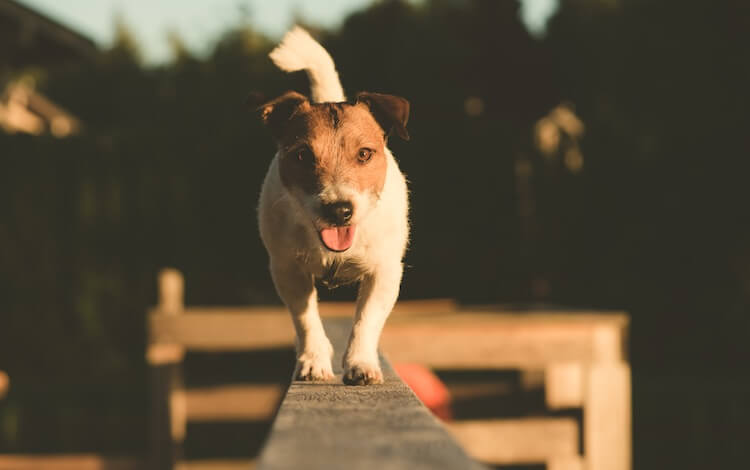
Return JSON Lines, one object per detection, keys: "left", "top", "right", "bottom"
{"left": 258, "top": 28, "right": 409, "bottom": 384}
{"left": 269, "top": 26, "right": 346, "bottom": 103}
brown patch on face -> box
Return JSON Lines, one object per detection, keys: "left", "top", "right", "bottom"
{"left": 275, "top": 101, "right": 389, "bottom": 197}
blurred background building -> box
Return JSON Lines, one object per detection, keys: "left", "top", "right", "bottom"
{"left": 0, "top": 0, "right": 92, "bottom": 136}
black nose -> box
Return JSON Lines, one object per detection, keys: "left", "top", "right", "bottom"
{"left": 322, "top": 201, "right": 353, "bottom": 226}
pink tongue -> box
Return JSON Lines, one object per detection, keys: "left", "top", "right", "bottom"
{"left": 319, "top": 225, "right": 356, "bottom": 252}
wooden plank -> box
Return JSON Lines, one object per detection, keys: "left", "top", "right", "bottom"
{"left": 149, "top": 310, "right": 628, "bottom": 366}
{"left": 451, "top": 310, "right": 628, "bottom": 326}
{"left": 176, "top": 459, "right": 255, "bottom": 470}
{"left": 387, "top": 311, "right": 628, "bottom": 328}
{"left": 152, "top": 298, "right": 456, "bottom": 320}
{"left": 154, "top": 307, "right": 627, "bottom": 326}
{"left": 185, "top": 384, "right": 284, "bottom": 421}
{"left": 381, "top": 316, "right": 627, "bottom": 367}
{"left": 148, "top": 299, "right": 458, "bottom": 350}
{"left": 446, "top": 418, "right": 579, "bottom": 465}
{"left": 257, "top": 318, "right": 487, "bottom": 470}
{"left": 584, "top": 363, "right": 632, "bottom": 470}
{"left": 317, "top": 299, "right": 457, "bottom": 317}
{"left": 0, "top": 455, "right": 139, "bottom": 470}
{"left": 149, "top": 311, "right": 294, "bottom": 351}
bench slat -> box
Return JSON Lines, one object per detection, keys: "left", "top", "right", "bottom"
{"left": 149, "top": 311, "right": 627, "bottom": 366}
{"left": 446, "top": 417, "right": 579, "bottom": 464}
{"left": 185, "top": 384, "right": 283, "bottom": 421}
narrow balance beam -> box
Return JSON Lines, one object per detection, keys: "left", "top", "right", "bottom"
{"left": 257, "top": 318, "right": 487, "bottom": 470}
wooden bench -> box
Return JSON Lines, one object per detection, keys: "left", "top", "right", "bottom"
{"left": 382, "top": 312, "right": 631, "bottom": 470}
{"left": 148, "top": 269, "right": 631, "bottom": 470}
{"left": 147, "top": 269, "right": 458, "bottom": 469}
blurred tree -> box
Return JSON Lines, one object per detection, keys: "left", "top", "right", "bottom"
{"left": 106, "top": 15, "right": 143, "bottom": 66}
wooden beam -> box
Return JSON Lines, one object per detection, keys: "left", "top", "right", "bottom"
{"left": 381, "top": 315, "right": 627, "bottom": 368}
{"left": 154, "top": 298, "right": 456, "bottom": 318}
{"left": 446, "top": 418, "right": 579, "bottom": 465}
{"left": 257, "top": 319, "right": 487, "bottom": 470}
{"left": 185, "top": 384, "right": 284, "bottom": 421}
{"left": 147, "top": 299, "right": 456, "bottom": 351}
{"left": 316, "top": 299, "right": 458, "bottom": 317}
{"left": 583, "top": 362, "right": 632, "bottom": 470}
{"left": 149, "top": 310, "right": 627, "bottom": 367}
{"left": 0, "top": 455, "right": 138, "bottom": 470}
{"left": 148, "top": 311, "right": 294, "bottom": 351}
{"left": 176, "top": 459, "right": 256, "bottom": 470}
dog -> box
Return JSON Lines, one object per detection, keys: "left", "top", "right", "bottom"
{"left": 256, "top": 27, "right": 410, "bottom": 385}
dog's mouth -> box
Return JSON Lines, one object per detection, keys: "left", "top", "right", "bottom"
{"left": 318, "top": 225, "right": 356, "bottom": 252}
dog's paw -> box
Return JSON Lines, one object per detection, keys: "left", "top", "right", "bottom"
{"left": 295, "top": 347, "right": 334, "bottom": 381}
{"left": 296, "top": 356, "right": 334, "bottom": 381}
{"left": 342, "top": 361, "right": 383, "bottom": 386}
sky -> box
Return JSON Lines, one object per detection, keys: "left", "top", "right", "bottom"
{"left": 18, "top": 0, "right": 559, "bottom": 64}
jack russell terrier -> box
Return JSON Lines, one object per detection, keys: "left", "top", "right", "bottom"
{"left": 257, "top": 27, "right": 410, "bottom": 385}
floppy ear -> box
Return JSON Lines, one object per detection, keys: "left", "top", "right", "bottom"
{"left": 257, "top": 91, "right": 309, "bottom": 139}
{"left": 356, "top": 92, "right": 410, "bottom": 141}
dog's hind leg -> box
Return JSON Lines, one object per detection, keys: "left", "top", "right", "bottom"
{"left": 342, "top": 262, "right": 403, "bottom": 385}
{"left": 270, "top": 260, "right": 334, "bottom": 381}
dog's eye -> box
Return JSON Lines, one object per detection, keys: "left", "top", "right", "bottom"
{"left": 297, "top": 147, "right": 314, "bottom": 165}
{"left": 357, "top": 148, "right": 374, "bottom": 163}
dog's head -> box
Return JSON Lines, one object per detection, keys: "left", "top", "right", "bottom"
{"left": 258, "top": 91, "right": 409, "bottom": 252}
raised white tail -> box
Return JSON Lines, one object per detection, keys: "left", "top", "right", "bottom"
{"left": 269, "top": 27, "right": 346, "bottom": 103}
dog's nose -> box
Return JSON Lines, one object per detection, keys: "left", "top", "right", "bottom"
{"left": 322, "top": 201, "right": 353, "bottom": 226}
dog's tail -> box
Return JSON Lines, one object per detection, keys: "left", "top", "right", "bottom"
{"left": 269, "top": 27, "right": 346, "bottom": 103}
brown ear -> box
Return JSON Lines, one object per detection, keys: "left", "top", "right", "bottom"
{"left": 356, "top": 92, "right": 410, "bottom": 141}
{"left": 257, "top": 91, "right": 309, "bottom": 139}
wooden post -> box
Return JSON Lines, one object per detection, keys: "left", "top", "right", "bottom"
{"left": 545, "top": 363, "right": 584, "bottom": 409}
{"left": 149, "top": 269, "right": 186, "bottom": 470}
{"left": 583, "top": 326, "right": 631, "bottom": 470}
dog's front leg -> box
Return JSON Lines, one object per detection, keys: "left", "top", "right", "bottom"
{"left": 270, "top": 260, "right": 334, "bottom": 381}
{"left": 342, "top": 262, "right": 403, "bottom": 385}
